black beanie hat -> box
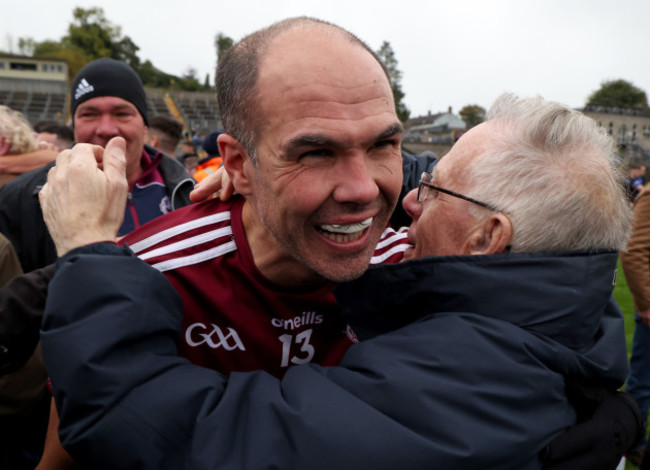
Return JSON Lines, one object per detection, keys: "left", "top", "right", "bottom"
{"left": 70, "top": 58, "right": 148, "bottom": 125}
{"left": 202, "top": 131, "right": 221, "bottom": 157}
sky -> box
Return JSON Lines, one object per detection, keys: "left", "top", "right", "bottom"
{"left": 4, "top": 0, "right": 650, "bottom": 118}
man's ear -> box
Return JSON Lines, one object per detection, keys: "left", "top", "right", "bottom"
{"left": 219, "top": 134, "right": 254, "bottom": 196}
{"left": 467, "top": 213, "right": 513, "bottom": 255}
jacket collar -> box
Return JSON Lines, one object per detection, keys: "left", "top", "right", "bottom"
{"left": 334, "top": 250, "right": 619, "bottom": 350}
{"left": 137, "top": 145, "right": 163, "bottom": 184}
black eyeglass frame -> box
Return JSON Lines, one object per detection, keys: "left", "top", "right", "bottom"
{"left": 417, "top": 172, "right": 502, "bottom": 212}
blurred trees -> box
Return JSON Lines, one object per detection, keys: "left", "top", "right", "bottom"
{"left": 458, "top": 105, "right": 486, "bottom": 129}
{"left": 213, "top": 32, "right": 234, "bottom": 87}
{"left": 587, "top": 79, "right": 648, "bottom": 108}
{"left": 66, "top": 7, "right": 138, "bottom": 68}
{"left": 180, "top": 67, "right": 204, "bottom": 91}
{"left": 215, "top": 33, "right": 234, "bottom": 65}
{"left": 15, "top": 7, "right": 211, "bottom": 92}
{"left": 376, "top": 41, "right": 410, "bottom": 122}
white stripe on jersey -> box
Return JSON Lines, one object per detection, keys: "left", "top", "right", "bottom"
{"left": 370, "top": 244, "right": 410, "bottom": 264}
{"left": 375, "top": 229, "right": 409, "bottom": 250}
{"left": 151, "top": 240, "right": 238, "bottom": 272}
{"left": 129, "top": 211, "right": 231, "bottom": 254}
{"left": 369, "top": 227, "right": 411, "bottom": 264}
{"left": 138, "top": 226, "right": 233, "bottom": 261}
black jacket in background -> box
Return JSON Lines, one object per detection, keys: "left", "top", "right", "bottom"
{"left": 0, "top": 265, "right": 53, "bottom": 376}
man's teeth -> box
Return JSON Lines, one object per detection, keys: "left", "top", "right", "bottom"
{"left": 318, "top": 217, "right": 373, "bottom": 242}
{"left": 319, "top": 217, "right": 373, "bottom": 234}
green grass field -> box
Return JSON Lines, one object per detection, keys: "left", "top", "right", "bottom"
{"left": 613, "top": 258, "right": 641, "bottom": 469}
{"left": 614, "top": 258, "right": 636, "bottom": 361}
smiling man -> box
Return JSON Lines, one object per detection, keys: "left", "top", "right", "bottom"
{"left": 0, "top": 58, "right": 195, "bottom": 273}
{"left": 101, "top": 18, "right": 410, "bottom": 377}
{"left": 216, "top": 18, "right": 405, "bottom": 284}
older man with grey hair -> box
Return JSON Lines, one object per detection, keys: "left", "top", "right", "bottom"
{"left": 401, "top": 93, "right": 630, "bottom": 259}
{"left": 35, "top": 90, "right": 640, "bottom": 469}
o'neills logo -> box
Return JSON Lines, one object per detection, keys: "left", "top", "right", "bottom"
{"left": 185, "top": 322, "right": 245, "bottom": 351}
{"left": 74, "top": 78, "right": 94, "bottom": 100}
{"left": 271, "top": 311, "right": 324, "bottom": 331}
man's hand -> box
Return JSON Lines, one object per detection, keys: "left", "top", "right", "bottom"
{"left": 540, "top": 387, "right": 643, "bottom": 470}
{"left": 190, "top": 165, "right": 235, "bottom": 202}
{"left": 637, "top": 308, "right": 650, "bottom": 327}
{"left": 39, "top": 137, "right": 128, "bottom": 257}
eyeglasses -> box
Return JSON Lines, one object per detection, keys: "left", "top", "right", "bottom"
{"left": 417, "top": 172, "right": 502, "bottom": 212}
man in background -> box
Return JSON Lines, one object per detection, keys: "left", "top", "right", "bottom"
{"left": 34, "top": 122, "right": 73, "bottom": 152}
{"left": 144, "top": 114, "right": 184, "bottom": 158}
{"left": 0, "top": 58, "right": 194, "bottom": 273}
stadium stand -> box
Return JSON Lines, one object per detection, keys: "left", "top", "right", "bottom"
{"left": 0, "top": 54, "right": 221, "bottom": 134}
{"left": 0, "top": 54, "right": 68, "bottom": 124}
{"left": 171, "top": 90, "right": 219, "bottom": 134}
{"left": 145, "top": 88, "right": 173, "bottom": 117}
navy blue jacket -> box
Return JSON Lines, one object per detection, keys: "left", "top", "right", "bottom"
{"left": 41, "top": 246, "right": 627, "bottom": 469}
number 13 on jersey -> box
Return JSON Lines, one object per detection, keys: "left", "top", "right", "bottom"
{"left": 279, "top": 329, "right": 315, "bottom": 367}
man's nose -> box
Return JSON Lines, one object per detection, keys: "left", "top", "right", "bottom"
{"left": 95, "top": 115, "right": 119, "bottom": 136}
{"left": 331, "top": 154, "right": 380, "bottom": 205}
{"left": 402, "top": 188, "right": 422, "bottom": 221}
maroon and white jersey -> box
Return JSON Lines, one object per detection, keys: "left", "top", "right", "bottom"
{"left": 121, "top": 196, "right": 410, "bottom": 378}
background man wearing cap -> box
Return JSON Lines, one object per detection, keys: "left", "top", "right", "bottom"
{"left": 0, "top": 58, "right": 195, "bottom": 469}
{"left": 0, "top": 58, "right": 195, "bottom": 273}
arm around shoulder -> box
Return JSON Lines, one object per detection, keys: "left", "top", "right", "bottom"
{"left": 0, "top": 149, "right": 58, "bottom": 174}
{"left": 43, "top": 250, "right": 563, "bottom": 469}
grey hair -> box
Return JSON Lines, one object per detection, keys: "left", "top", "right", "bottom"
{"left": 215, "top": 16, "right": 389, "bottom": 163}
{"left": 464, "top": 93, "right": 631, "bottom": 252}
{"left": 0, "top": 105, "right": 38, "bottom": 155}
